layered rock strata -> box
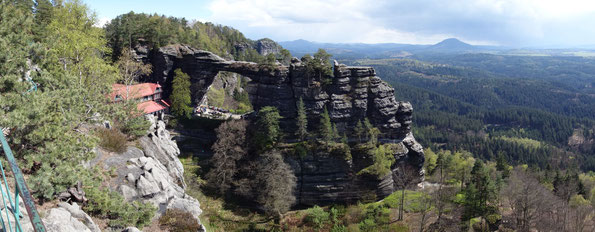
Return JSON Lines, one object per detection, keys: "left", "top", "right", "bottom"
{"left": 139, "top": 44, "right": 424, "bottom": 205}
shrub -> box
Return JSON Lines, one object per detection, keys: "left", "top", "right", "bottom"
{"left": 293, "top": 142, "right": 308, "bottom": 158}
{"left": 84, "top": 185, "right": 156, "bottom": 228}
{"left": 344, "top": 204, "right": 364, "bottom": 224}
{"left": 305, "top": 205, "right": 330, "bottom": 228}
{"left": 96, "top": 127, "right": 127, "bottom": 153}
{"left": 346, "top": 224, "right": 361, "bottom": 232}
{"left": 358, "top": 218, "right": 377, "bottom": 232}
{"left": 120, "top": 115, "right": 150, "bottom": 138}
{"left": 331, "top": 224, "right": 347, "bottom": 232}
{"left": 159, "top": 209, "right": 202, "bottom": 232}
{"left": 363, "top": 204, "right": 391, "bottom": 225}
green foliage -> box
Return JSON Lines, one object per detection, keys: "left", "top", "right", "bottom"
{"left": 159, "top": 209, "right": 202, "bottom": 232}
{"left": 304, "top": 206, "right": 330, "bottom": 229}
{"left": 362, "top": 57, "right": 595, "bottom": 171}
{"left": 32, "top": 0, "right": 53, "bottom": 41}
{"left": 331, "top": 224, "right": 347, "bottom": 232}
{"left": 119, "top": 114, "right": 150, "bottom": 138}
{"left": 206, "top": 86, "right": 225, "bottom": 107}
{"left": 295, "top": 97, "right": 308, "bottom": 141}
{"left": 319, "top": 107, "right": 334, "bottom": 142}
{"left": 252, "top": 106, "right": 282, "bottom": 151}
{"left": 96, "top": 128, "right": 128, "bottom": 153}
{"left": 293, "top": 142, "right": 308, "bottom": 158}
{"left": 303, "top": 49, "right": 333, "bottom": 85}
{"left": 84, "top": 184, "right": 156, "bottom": 228}
{"left": 171, "top": 68, "right": 193, "bottom": 118}
{"left": 279, "top": 49, "right": 292, "bottom": 65}
{"left": 232, "top": 87, "right": 252, "bottom": 113}
{"left": 325, "top": 142, "right": 352, "bottom": 160}
{"left": 358, "top": 144, "right": 396, "bottom": 178}
{"left": 0, "top": 0, "right": 123, "bottom": 200}
{"left": 462, "top": 160, "right": 499, "bottom": 220}
{"left": 104, "top": 12, "right": 271, "bottom": 62}
{"left": 382, "top": 190, "right": 428, "bottom": 212}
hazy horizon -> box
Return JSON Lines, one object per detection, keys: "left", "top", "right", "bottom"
{"left": 88, "top": 0, "right": 595, "bottom": 48}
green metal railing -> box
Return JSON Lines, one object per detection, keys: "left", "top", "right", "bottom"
{"left": 0, "top": 132, "right": 46, "bottom": 232}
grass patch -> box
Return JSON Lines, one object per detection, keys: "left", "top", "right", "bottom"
{"left": 381, "top": 190, "right": 428, "bottom": 213}
{"left": 96, "top": 127, "right": 127, "bottom": 153}
{"left": 159, "top": 209, "right": 202, "bottom": 232}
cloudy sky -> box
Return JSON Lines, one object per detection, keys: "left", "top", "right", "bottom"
{"left": 88, "top": 0, "right": 595, "bottom": 47}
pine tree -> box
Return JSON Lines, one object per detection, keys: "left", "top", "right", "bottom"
{"left": 331, "top": 123, "right": 339, "bottom": 142}
{"left": 295, "top": 97, "right": 308, "bottom": 141}
{"left": 1, "top": 0, "right": 122, "bottom": 199}
{"left": 319, "top": 107, "right": 333, "bottom": 142}
{"left": 496, "top": 152, "right": 510, "bottom": 179}
{"left": 369, "top": 127, "right": 381, "bottom": 146}
{"left": 32, "top": 0, "right": 53, "bottom": 42}
{"left": 463, "top": 160, "right": 497, "bottom": 220}
{"left": 253, "top": 106, "right": 282, "bottom": 151}
{"left": 170, "top": 68, "right": 193, "bottom": 118}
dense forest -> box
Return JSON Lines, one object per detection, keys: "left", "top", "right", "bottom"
{"left": 348, "top": 58, "right": 595, "bottom": 171}
{"left": 104, "top": 12, "right": 290, "bottom": 63}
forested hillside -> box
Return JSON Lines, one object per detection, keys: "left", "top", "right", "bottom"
{"left": 104, "top": 12, "right": 290, "bottom": 62}
{"left": 351, "top": 58, "right": 595, "bottom": 171}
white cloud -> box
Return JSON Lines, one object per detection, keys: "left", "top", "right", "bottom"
{"left": 200, "top": 0, "right": 595, "bottom": 46}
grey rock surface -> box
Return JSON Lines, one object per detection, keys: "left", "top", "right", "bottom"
{"left": 87, "top": 116, "right": 204, "bottom": 230}
{"left": 44, "top": 202, "right": 100, "bottom": 232}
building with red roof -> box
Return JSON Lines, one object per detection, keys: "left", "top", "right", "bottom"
{"left": 110, "top": 83, "right": 169, "bottom": 117}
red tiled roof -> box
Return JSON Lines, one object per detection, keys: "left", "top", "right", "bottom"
{"left": 137, "top": 101, "right": 166, "bottom": 114}
{"left": 110, "top": 83, "right": 161, "bottom": 101}
{"left": 160, "top": 99, "right": 171, "bottom": 107}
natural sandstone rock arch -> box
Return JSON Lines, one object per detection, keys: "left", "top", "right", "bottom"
{"left": 136, "top": 44, "right": 425, "bottom": 205}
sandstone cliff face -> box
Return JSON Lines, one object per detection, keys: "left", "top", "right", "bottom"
{"left": 89, "top": 115, "right": 205, "bottom": 231}
{"left": 255, "top": 38, "right": 282, "bottom": 56}
{"left": 139, "top": 44, "right": 425, "bottom": 205}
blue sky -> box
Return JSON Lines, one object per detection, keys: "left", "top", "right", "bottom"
{"left": 86, "top": 0, "right": 595, "bottom": 47}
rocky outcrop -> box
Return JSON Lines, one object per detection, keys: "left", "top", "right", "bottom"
{"left": 44, "top": 203, "right": 101, "bottom": 232}
{"left": 89, "top": 115, "right": 205, "bottom": 231}
{"left": 9, "top": 201, "right": 101, "bottom": 232}
{"left": 255, "top": 38, "right": 282, "bottom": 56}
{"left": 139, "top": 44, "right": 424, "bottom": 205}
{"left": 287, "top": 132, "right": 424, "bottom": 205}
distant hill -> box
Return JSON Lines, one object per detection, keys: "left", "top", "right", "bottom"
{"left": 280, "top": 38, "right": 483, "bottom": 59}
{"left": 424, "top": 38, "right": 476, "bottom": 52}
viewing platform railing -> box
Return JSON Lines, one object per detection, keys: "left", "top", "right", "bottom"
{"left": 0, "top": 131, "right": 46, "bottom": 232}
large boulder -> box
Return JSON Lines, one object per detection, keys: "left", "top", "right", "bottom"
{"left": 43, "top": 203, "right": 100, "bottom": 232}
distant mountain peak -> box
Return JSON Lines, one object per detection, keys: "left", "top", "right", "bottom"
{"left": 429, "top": 38, "right": 475, "bottom": 51}
{"left": 435, "top": 38, "right": 471, "bottom": 46}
